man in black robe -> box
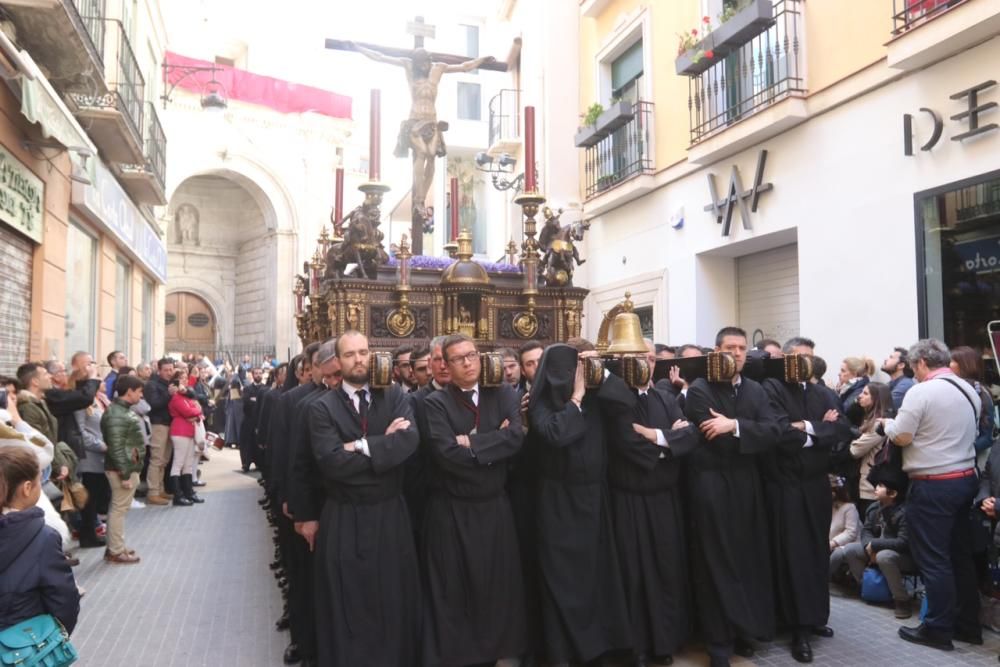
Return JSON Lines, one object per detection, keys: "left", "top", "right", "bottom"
{"left": 609, "top": 340, "right": 698, "bottom": 666}
{"left": 528, "top": 341, "right": 633, "bottom": 666}
{"left": 758, "top": 338, "right": 851, "bottom": 663}
{"left": 270, "top": 342, "right": 323, "bottom": 667}
{"left": 683, "top": 326, "right": 781, "bottom": 667}
{"left": 423, "top": 334, "right": 526, "bottom": 666}
{"left": 240, "top": 367, "right": 267, "bottom": 472}
{"left": 308, "top": 331, "right": 420, "bottom": 666}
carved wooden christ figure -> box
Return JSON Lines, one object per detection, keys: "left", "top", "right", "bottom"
{"left": 349, "top": 42, "right": 495, "bottom": 232}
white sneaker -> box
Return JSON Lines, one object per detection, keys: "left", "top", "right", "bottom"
{"left": 131, "top": 499, "right": 146, "bottom": 508}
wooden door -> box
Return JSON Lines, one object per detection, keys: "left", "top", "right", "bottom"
{"left": 165, "top": 292, "right": 216, "bottom": 350}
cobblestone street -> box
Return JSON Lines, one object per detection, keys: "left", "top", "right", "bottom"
{"left": 68, "top": 448, "right": 1000, "bottom": 666}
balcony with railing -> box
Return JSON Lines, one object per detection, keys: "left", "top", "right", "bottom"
{"left": 486, "top": 88, "right": 521, "bottom": 157}
{"left": 1, "top": 0, "right": 107, "bottom": 93}
{"left": 583, "top": 100, "right": 654, "bottom": 200}
{"left": 115, "top": 102, "right": 167, "bottom": 205}
{"left": 69, "top": 18, "right": 145, "bottom": 164}
{"left": 888, "top": 0, "right": 1000, "bottom": 71}
{"left": 687, "top": 0, "right": 804, "bottom": 145}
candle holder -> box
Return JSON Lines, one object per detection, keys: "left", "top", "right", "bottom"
{"left": 310, "top": 249, "right": 325, "bottom": 294}
{"left": 293, "top": 276, "right": 306, "bottom": 315}
{"left": 512, "top": 190, "right": 546, "bottom": 338}
{"left": 318, "top": 225, "right": 332, "bottom": 257}
{"left": 505, "top": 239, "right": 519, "bottom": 266}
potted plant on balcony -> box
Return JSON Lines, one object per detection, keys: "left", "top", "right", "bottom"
{"left": 675, "top": 0, "right": 774, "bottom": 77}
{"left": 574, "top": 102, "right": 606, "bottom": 148}
{"left": 595, "top": 96, "right": 635, "bottom": 134}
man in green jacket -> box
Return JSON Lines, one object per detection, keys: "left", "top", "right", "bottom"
{"left": 100, "top": 375, "right": 146, "bottom": 564}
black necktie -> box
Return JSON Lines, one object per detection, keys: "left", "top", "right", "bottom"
{"left": 357, "top": 389, "right": 368, "bottom": 423}
{"left": 637, "top": 391, "right": 649, "bottom": 422}
{"left": 463, "top": 390, "right": 476, "bottom": 405}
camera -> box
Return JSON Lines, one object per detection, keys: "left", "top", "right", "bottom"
{"left": 0, "top": 388, "right": 7, "bottom": 410}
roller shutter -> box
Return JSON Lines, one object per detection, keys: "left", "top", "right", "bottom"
{"left": 737, "top": 243, "right": 800, "bottom": 345}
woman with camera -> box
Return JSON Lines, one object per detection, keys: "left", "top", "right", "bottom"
{"left": 849, "top": 382, "right": 895, "bottom": 517}
{"left": 167, "top": 368, "right": 205, "bottom": 507}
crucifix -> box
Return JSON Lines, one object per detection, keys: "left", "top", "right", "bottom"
{"left": 326, "top": 16, "right": 507, "bottom": 256}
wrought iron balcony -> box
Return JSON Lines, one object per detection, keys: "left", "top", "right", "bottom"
{"left": 1, "top": 0, "right": 107, "bottom": 92}
{"left": 69, "top": 18, "right": 145, "bottom": 164}
{"left": 892, "top": 0, "right": 964, "bottom": 35}
{"left": 487, "top": 88, "right": 521, "bottom": 156}
{"left": 115, "top": 102, "right": 167, "bottom": 205}
{"left": 583, "top": 100, "right": 654, "bottom": 199}
{"left": 687, "top": 0, "right": 805, "bottom": 145}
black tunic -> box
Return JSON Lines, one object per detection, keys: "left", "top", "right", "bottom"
{"left": 422, "top": 384, "right": 526, "bottom": 666}
{"left": 683, "top": 376, "right": 781, "bottom": 647}
{"left": 286, "top": 387, "right": 330, "bottom": 521}
{"left": 760, "top": 379, "right": 850, "bottom": 629}
{"left": 529, "top": 373, "right": 633, "bottom": 663}
{"left": 308, "top": 384, "right": 420, "bottom": 667}
{"left": 239, "top": 381, "right": 267, "bottom": 468}
{"left": 403, "top": 383, "right": 441, "bottom": 550}
{"left": 270, "top": 382, "right": 321, "bottom": 506}
{"left": 608, "top": 386, "right": 698, "bottom": 657}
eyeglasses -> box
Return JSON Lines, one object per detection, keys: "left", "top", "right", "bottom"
{"left": 448, "top": 351, "right": 479, "bottom": 365}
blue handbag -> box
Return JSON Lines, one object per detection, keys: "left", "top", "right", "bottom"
{"left": 0, "top": 614, "right": 77, "bottom": 666}
{"left": 861, "top": 566, "right": 893, "bottom": 604}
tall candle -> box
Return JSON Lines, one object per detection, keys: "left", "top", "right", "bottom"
{"left": 524, "top": 106, "right": 536, "bottom": 192}
{"left": 334, "top": 167, "right": 344, "bottom": 233}
{"left": 369, "top": 89, "right": 381, "bottom": 181}
{"left": 450, "top": 177, "right": 459, "bottom": 241}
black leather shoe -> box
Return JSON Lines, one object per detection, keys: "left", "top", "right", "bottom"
{"left": 270, "top": 560, "right": 282, "bottom": 570}
{"left": 275, "top": 613, "right": 290, "bottom": 631}
{"left": 78, "top": 536, "right": 107, "bottom": 549}
{"left": 811, "top": 625, "right": 834, "bottom": 638}
{"left": 898, "top": 624, "right": 954, "bottom": 651}
{"left": 283, "top": 643, "right": 301, "bottom": 665}
{"left": 791, "top": 635, "right": 812, "bottom": 663}
{"left": 733, "top": 638, "right": 755, "bottom": 658}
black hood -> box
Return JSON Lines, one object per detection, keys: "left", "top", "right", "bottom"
{"left": 0, "top": 506, "right": 44, "bottom": 573}
{"left": 529, "top": 343, "right": 577, "bottom": 407}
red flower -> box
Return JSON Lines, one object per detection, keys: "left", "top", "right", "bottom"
{"left": 692, "top": 28, "right": 698, "bottom": 35}
{"left": 704, "top": 49, "right": 715, "bottom": 59}
{"left": 703, "top": 16, "right": 711, "bottom": 23}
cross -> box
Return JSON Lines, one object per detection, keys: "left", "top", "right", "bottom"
{"left": 406, "top": 16, "right": 435, "bottom": 49}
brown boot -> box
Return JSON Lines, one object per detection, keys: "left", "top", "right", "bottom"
{"left": 146, "top": 494, "right": 169, "bottom": 506}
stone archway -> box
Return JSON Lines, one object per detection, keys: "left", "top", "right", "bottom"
{"left": 166, "top": 171, "right": 283, "bottom": 357}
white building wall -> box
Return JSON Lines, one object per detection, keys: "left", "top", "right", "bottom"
{"left": 583, "top": 36, "right": 1000, "bottom": 378}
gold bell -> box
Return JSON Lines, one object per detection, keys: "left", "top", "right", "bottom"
{"left": 607, "top": 292, "right": 647, "bottom": 355}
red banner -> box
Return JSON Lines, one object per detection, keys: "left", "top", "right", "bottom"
{"left": 165, "top": 51, "right": 352, "bottom": 119}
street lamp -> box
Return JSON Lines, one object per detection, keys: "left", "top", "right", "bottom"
{"left": 474, "top": 151, "right": 528, "bottom": 192}
{"left": 161, "top": 63, "right": 229, "bottom": 111}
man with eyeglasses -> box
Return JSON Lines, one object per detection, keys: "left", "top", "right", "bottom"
{"left": 391, "top": 343, "right": 417, "bottom": 392}
{"left": 422, "top": 334, "right": 525, "bottom": 666}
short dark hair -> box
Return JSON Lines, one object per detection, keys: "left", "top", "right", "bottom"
{"left": 675, "top": 344, "right": 702, "bottom": 357}
{"left": 756, "top": 338, "right": 781, "bottom": 352}
{"left": 715, "top": 327, "right": 747, "bottom": 347}
{"left": 950, "top": 346, "right": 983, "bottom": 382}
{"left": 157, "top": 357, "right": 176, "bottom": 370}
{"left": 566, "top": 337, "right": 595, "bottom": 352}
{"left": 654, "top": 343, "right": 675, "bottom": 355}
{"left": 15, "top": 363, "right": 44, "bottom": 388}
{"left": 442, "top": 334, "right": 475, "bottom": 361}
{"left": 107, "top": 350, "right": 123, "bottom": 365}
{"left": 115, "top": 375, "right": 144, "bottom": 396}
{"left": 0, "top": 376, "right": 22, "bottom": 392}
{"left": 496, "top": 347, "right": 517, "bottom": 361}
{"left": 782, "top": 337, "right": 816, "bottom": 354}
{"left": 812, "top": 355, "right": 828, "bottom": 381}
{"left": 303, "top": 341, "right": 322, "bottom": 365}
{"left": 411, "top": 345, "right": 431, "bottom": 361}
{"left": 118, "top": 366, "right": 134, "bottom": 376}
{"left": 518, "top": 340, "right": 543, "bottom": 361}
{"left": 894, "top": 346, "right": 914, "bottom": 378}
{"left": 392, "top": 344, "right": 414, "bottom": 361}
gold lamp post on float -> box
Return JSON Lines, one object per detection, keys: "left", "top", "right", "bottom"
{"left": 512, "top": 105, "right": 544, "bottom": 339}
{"left": 386, "top": 234, "right": 416, "bottom": 337}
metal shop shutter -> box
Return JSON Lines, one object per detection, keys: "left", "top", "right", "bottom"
{"left": 737, "top": 243, "right": 800, "bottom": 344}
{"left": 0, "top": 226, "right": 33, "bottom": 375}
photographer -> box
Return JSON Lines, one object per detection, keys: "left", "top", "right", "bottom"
{"left": 143, "top": 358, "right": 176, "bottom": 505}
{"left": 167, "top": 367, "right": 205, "bottom": 506}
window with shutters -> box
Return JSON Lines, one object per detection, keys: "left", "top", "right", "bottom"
{"left": 66, "top": 221, "right": 97, "bottom": 357}
{"left": 115, "top": 257, "right": 132, "bottom": 355}
{"left": 457, "top": 82, "right": 481, "bottom": 121}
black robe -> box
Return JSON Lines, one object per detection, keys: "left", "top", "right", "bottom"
{"left": 403, "top": 382, "right": 440, "bottom": 550}
{"left": 529, "top": 373, "right": 633, "bottom": 663}
{"left": 239, "top": 381, "right": 267, "bottom": 469}
{"left": 308, "top": 384, "right": 420, "bottom": 666}
{"left": 270, "top": 382, "right": 321, "bottom": 506}
{"left": 422, "top": 384, "right": 526, "bottom": 666}
{"left": 683, "top": 376, "right": 781, "bottom": 647}
{"left": 256, "top": 386, "right": 282, "bottom": 481}
{"left": 760, "top": 379, "right": 850, "bottom": 629}
{"left": 608, "top": 386, "right": 698, "bottom": 658}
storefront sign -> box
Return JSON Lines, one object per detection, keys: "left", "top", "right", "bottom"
{"left": 0, "top": 146, "right": 44, "bottom": 244}
{"left": 72, "top": 159, "right": 167, "bottom": 283}
{"left": 904, "top": 80, "right": 998, "bottom": 155}
{"left": 954, "top": 237, "right": 1000, "bottom": 275}
{"left": 703, "top": 149, "right": 773, "bottom": 237}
